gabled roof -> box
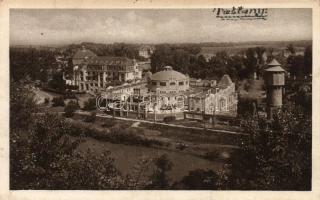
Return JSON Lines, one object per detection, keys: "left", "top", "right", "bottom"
{"left": 219, "top": 74, "right": 233, "bottom": 87}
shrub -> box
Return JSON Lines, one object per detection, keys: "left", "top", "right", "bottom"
{"left": 163, "top": 116, "right": 176, "bottom": 123}
{"left": 101, "top": 119, "right": 116, "bottom": 128}
{"left": 83, "top": 98, "right": 97, "bottom": 111}
{"left": 177, "top": 169, "right": 219, "bottom": 190}
{"left": 64, "top": 100, "right": 80, "bottom": 118}
{"left": 44, "top": 98, "right": 50, "bottom": 104}
{"left": 63, "top": 91, "right": 77, "bottom": 100}
{"left": 84, "top": 112, "right": 96, "bottom": 123}
{"left": 52, "top": 96, "right": 65, "bottom": 107}
{"left": 204, "top": 149, "right": 220, "bottom": 161}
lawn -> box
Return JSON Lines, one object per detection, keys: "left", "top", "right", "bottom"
{"left": 74, "top": 136, "right": 224, "bottom": 183}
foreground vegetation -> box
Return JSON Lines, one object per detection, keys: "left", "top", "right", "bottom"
{"left": 10, "top": 80, "right": 311, "bottom": 190}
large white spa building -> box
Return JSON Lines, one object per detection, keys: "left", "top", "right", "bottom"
{"left": 71, "top": 47, "right": 237, "bottom": 120}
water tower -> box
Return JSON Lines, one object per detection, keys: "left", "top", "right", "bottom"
{"left": 264, "top": 59, "right": 285, "bottom": 119}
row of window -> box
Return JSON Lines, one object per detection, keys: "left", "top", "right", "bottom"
{"left": 151, "top": 81, "right": 188, "bottom": 86}
{"left": 87, "top": 65, "right": 133, "bottom": 71}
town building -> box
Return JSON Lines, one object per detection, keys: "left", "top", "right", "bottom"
{"left": 72, "top": 48, "right": 142, "bottom": 93}
{"left": 99, "top": 65, "right": 238, "bottom": 121}
{"left": 148, "top": 66, "right": 189, "bottom": 94}
{"left": 185, "top": 74, "right": 238, "bottom": 120}
{"left": 138, "top": 45, "right": 155, "bottom": 59}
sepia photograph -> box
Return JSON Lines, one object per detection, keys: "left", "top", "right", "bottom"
{"left": 8, "top": 6, "right": 313, "bottom": 192}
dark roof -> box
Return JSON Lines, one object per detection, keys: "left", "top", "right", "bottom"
{"left": 85, "top": 56, "right": 135, "bottom": 66}
{"left": 73, "top": 49, "right": 97, "bottom": 59}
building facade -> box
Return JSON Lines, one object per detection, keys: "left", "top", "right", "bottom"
{"left": 99, "top": 66, "right": 237, "bottom": 120}
{"left": 148, "top": 66, "right": 190, "bottom": 94}
{"left": 138, "top": 45, "right": 155, "bottom": 59}
{"left": 187, "top": 74, "right": 238, "bottom": 118}
{"left": 72, "top": 48, "right": 142, "bottom": 93}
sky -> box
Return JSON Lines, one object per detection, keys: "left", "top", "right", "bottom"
{"left": 10, "top": 9, "right": 312, "bottom": 45}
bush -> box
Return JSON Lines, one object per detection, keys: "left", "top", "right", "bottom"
{"left": 52, "top": 96, "right": 65, "bottom": 107}
{"left": 84, "top": 112, "right": 96, "bottom": 123}
{"left": 204, "top": 149, "right": 220, "bottom": 161}
{"left": 44, "top": 98, "right": 50, "bottom": 104}
{"left": 176, "top": 169, "right": 219, "bottom": 190}
{"left": 163, "top": 116, "right": 176, "bottom": 123}
{"left": 63, "top": 91, "right": 77, "bottom": 100}
{"left": 64, "top": 100, "right": 80, "bottom": 118}
{"left": 101, "top": 119, "right": 116, "bottom": 128}
{"left": 83, "top": 98, "right": 97, "bottom": 111}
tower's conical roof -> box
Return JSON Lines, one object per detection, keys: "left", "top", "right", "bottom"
{"left": 267, "top": 59, "right": 281, "bottom": 66}
{"left": 265, "top": 59, "right": 285, "bottom": 72}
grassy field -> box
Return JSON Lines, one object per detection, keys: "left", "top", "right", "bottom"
{"left": 73, "top": 136, "right": 224, "bottom": 183}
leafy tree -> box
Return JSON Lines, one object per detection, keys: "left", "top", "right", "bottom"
{"left": 173, "top": 169, "right": 219, "bottom": 189}
{"left": 84, "top": 111, "right": 96, "bottom": 123}
{"left": 83, "top": 98, "right": 97, "bottom": 111}
{"left": 222, "top": 105, "right": 311, "bottom": 190}
{"left": 52, "top": 96, "right": 65, "bottom": 107}
{"left": 48, "top": 72, "right": 66, "bottom": 91}
{"left": 10, "top": 113, "right": 80, "bottom": 189}
{"left": 64, "top": 100, "right": 80, "bottom": 117}
{"left": 54, "top": 150, "right": 124, "bottom": 189}
{"left": 146, "top": 154, "right": 173, "bottom": 189}
{"left": 286, "top": 44, "right": 296, "bottom": 55}
{"left": 10, "top": 81, "right": 38, "bottom": 130}
{"left": 304, "top": 45, "right": 312, "bottom": 76}
{"left": 288, "top": 55, "right": 304, "bottom": 78}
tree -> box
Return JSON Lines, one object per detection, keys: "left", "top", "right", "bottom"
{"left": 222, "top": 105, "right": 311, "bottom": 190}
{"left": 64, "top": 100, "right": 80, "bottom": 117}
{"left": 52, "top": 96, "right": 65, "bottom": 107}
{"left": 174, "top": 169, "right": 219, "bottom": 189}
{"left": 83, "top": 98, "right": 97, "bottom": 111}
{"left": 286, "top": 44, "right": 296, "bottom": 55}
{"left": 146, "top": 154, "right": 173, "bottom": 189}
{"left": 10, "top": 113, "right": 80, "bottom": 189}
{"left": 304, "top": 45, "right": 312, "bottom": 76}
{"left": 288, "top": 55, "right": 304, "bottom": 78}
{"left": 84, "top": 111, "right": 96, "bottom": 123}
{"left": 54, "top": 150, "right": 124, "bottom": 189}
{"left": 49, "top": 72, "right": 66, "bottom": 91}
{"left": 10, "top": 81, "right": 38, "bottom": 130}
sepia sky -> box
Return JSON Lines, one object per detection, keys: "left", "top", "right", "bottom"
{"left": 10, "top": 9, "right": 312, "bottom": 45}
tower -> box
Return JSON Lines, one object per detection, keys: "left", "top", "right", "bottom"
{"left": 264, "top": 59, "right": 285, "bottom": 119}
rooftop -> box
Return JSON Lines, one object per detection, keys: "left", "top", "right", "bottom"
{"left": 151, "top": 66, "right": 188, "bottom": 81}
{"left": 219, "top": 74, "right": 233, "bottom": 87}
{"left": 73, "top": 48, "right": 97, "bottom": 59}
{"left": 85, "top": 56, "right": 135, "bottom": 66}
{"left": 267, "top": 58, "right": 281, "bottom": 66}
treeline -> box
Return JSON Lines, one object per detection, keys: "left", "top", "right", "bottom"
{"left": 10, "top": 47, "right": 57, "bottom": 82}
{"left": 150, "top": 44, "right": 312, "bottom": 81}
{"left": 67, "top": 42, "right": 147, "bottom": 60}
{"left": 10, "top": 43, "right": 312, "bottom": 86}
